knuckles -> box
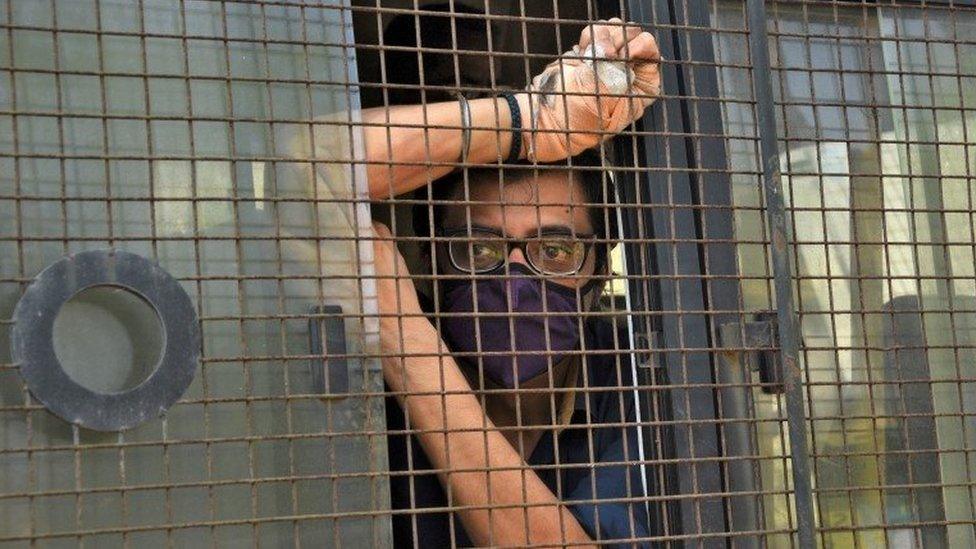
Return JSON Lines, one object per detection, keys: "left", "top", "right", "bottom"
{"left": 580, "top": 20, "right": 658, "bottom": 62}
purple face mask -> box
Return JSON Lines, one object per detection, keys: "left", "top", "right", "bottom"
{"left": 440, "top": 264, "right": 582, "bottom": 387}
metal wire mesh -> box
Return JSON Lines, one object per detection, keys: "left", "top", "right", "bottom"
{"left": 0, "top": 0, "right": 975, "bottom": 547}
{"left": 717, "top": 1, "right": 976, "bottom": 546}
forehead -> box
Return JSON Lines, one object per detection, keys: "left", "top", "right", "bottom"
{"left": 442, "top": 169, "right": 594, "bottom": 235}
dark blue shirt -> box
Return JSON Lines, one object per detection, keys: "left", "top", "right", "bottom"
{"left": 385, "top": 319, "right": 652, "bottom": 547}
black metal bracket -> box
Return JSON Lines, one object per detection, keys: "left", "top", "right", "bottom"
{"left": 308, "top": 304, "right": 348, "bottom": 395}
{"left": 633, "top": 330, "right": 663, "bottom": 371}
{"left": 11, "top": 249, "right": 200, "bottom": 432}
{"left": 719, "top": 312, "right": 784, "bottom": 394}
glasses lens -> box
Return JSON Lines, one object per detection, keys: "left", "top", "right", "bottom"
{"left": 526, "top": 238, "right": 585, "bottom": 275}
{"left": 450, "top": 237, "right": 505, "bottom": 273}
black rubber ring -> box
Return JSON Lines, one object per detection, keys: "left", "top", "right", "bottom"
{"left": 502, "top": 92, "right": 522, "bottom": 164}
{"left": 11, "top": 249, "right": 200, "bottom": 431}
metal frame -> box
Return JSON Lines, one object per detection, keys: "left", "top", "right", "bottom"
{"left": 620, "top": 0, "right": 825, "bottom": 544}
{"left": 621, "top": 0, "right": 753, "bottom": 544}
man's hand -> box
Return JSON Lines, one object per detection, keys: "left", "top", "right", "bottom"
{"left": 524, "top": 18, "right": 662, "bottom": 162}
{"left": 371, "top": 222, "right": 431, "bottom": 378}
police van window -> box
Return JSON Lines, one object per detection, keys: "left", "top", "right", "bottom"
{"left": 8, "top": 0, "right": 976, "bottom": 547}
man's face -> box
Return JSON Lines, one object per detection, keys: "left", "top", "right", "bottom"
{"left": 438, "top": 170, "right": 597, "bottom": 290}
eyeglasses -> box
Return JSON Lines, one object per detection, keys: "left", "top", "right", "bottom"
{"left": 439, "top": 227, "right": 596, "bottom": 276}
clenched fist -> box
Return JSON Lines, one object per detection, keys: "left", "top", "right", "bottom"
{"left": 525, "top": 18, "right": 662, "bottom": 162}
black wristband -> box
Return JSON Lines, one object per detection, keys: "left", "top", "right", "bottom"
{"left": 501, "top": 92, "right": 522, "bottom": 164}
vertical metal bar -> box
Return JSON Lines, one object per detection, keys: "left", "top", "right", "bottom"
{"left": 744, "top": 1, "right": 816, "bottom": 547}
{"left": 623, "top": 0, "right": 698, "bottom": 541}
{"left": 626, "top": 0, "right": 749, "bottom": 543}
{"left": 675, "top": 0, "right": 762, "bottom": 544}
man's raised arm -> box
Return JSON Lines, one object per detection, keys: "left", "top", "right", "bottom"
{"left": 361, "top": 19, "right": 660, "bottom": 201}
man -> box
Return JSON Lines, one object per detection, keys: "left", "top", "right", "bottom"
{"left": 365, "top": 18, "right": 661, "bottom": 547}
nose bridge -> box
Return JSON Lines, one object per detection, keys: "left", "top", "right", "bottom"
{"left": 507, "top": 243, "right": 529, "bottom": 267}
{"left": 503, "top": 245, "right": 532, "bottom": 310}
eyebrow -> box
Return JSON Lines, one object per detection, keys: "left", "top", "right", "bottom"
{"left": 443, "top": 223, "right": 502, "bottom": 236}
{"left": 446, "top": 224, "right": 589, "bottom": 238}
{"left": 534, "top": 224, "right": 587, "bottom": 237}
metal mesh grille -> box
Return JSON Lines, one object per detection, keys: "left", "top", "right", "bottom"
{"left": 1, "top": 0, "right": 975, "bottom": 547}
{"left": 715, "top": 1, "right": 976, "bottom": 546}
{"left": 1, "top": 1, "right": 385, "bottom": 546}
{"left": 762, "top": 2, "right": 976, "bottom": 546}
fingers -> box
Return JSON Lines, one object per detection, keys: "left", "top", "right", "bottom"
{"left": 372, "top": 220, "right": 392, "bottom": 239}
{"left": 618, "top": 19, "right": 643, "bottom": 50}
{"left": 599, "top": 18, "right": 634, "bottom": 59}
{"left": 577, "top": 24, "right": 611, "bottom": 57}
{"left": 372, "top": 221, "right": 395, "bottom": 270}
{"left": 578, "top": 18, "right": 647, "bottom": 60}
{"left": 372, "top": 221, "right": 410, "bottom": 275}
{"left": 624, "top": 32, "right": 661, "bottom": 63}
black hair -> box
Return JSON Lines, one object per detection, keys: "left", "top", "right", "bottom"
{"left": 412, "top": 148, "right": 619, "bottom": 273}
{"left": 380, "top": 3, "right": 495, "bottom": 105}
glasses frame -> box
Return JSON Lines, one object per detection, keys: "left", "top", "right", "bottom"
{"left": 437, "top": 226, "right": 597, "bottom": 277}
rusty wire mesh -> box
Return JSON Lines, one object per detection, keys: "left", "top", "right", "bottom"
{"left": 0, "top": 0, "right": 975, "bottom": 547}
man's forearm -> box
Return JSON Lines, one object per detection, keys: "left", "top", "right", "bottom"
{"left": 382, "top": 318, "right": 594, "bottom": 547}
{"left": 362, "top": 95, "right": 529, "bottom": 200}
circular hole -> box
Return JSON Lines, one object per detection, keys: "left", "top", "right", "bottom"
{"left": 53, "top": 286, "right": 165, "bottom": 394}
